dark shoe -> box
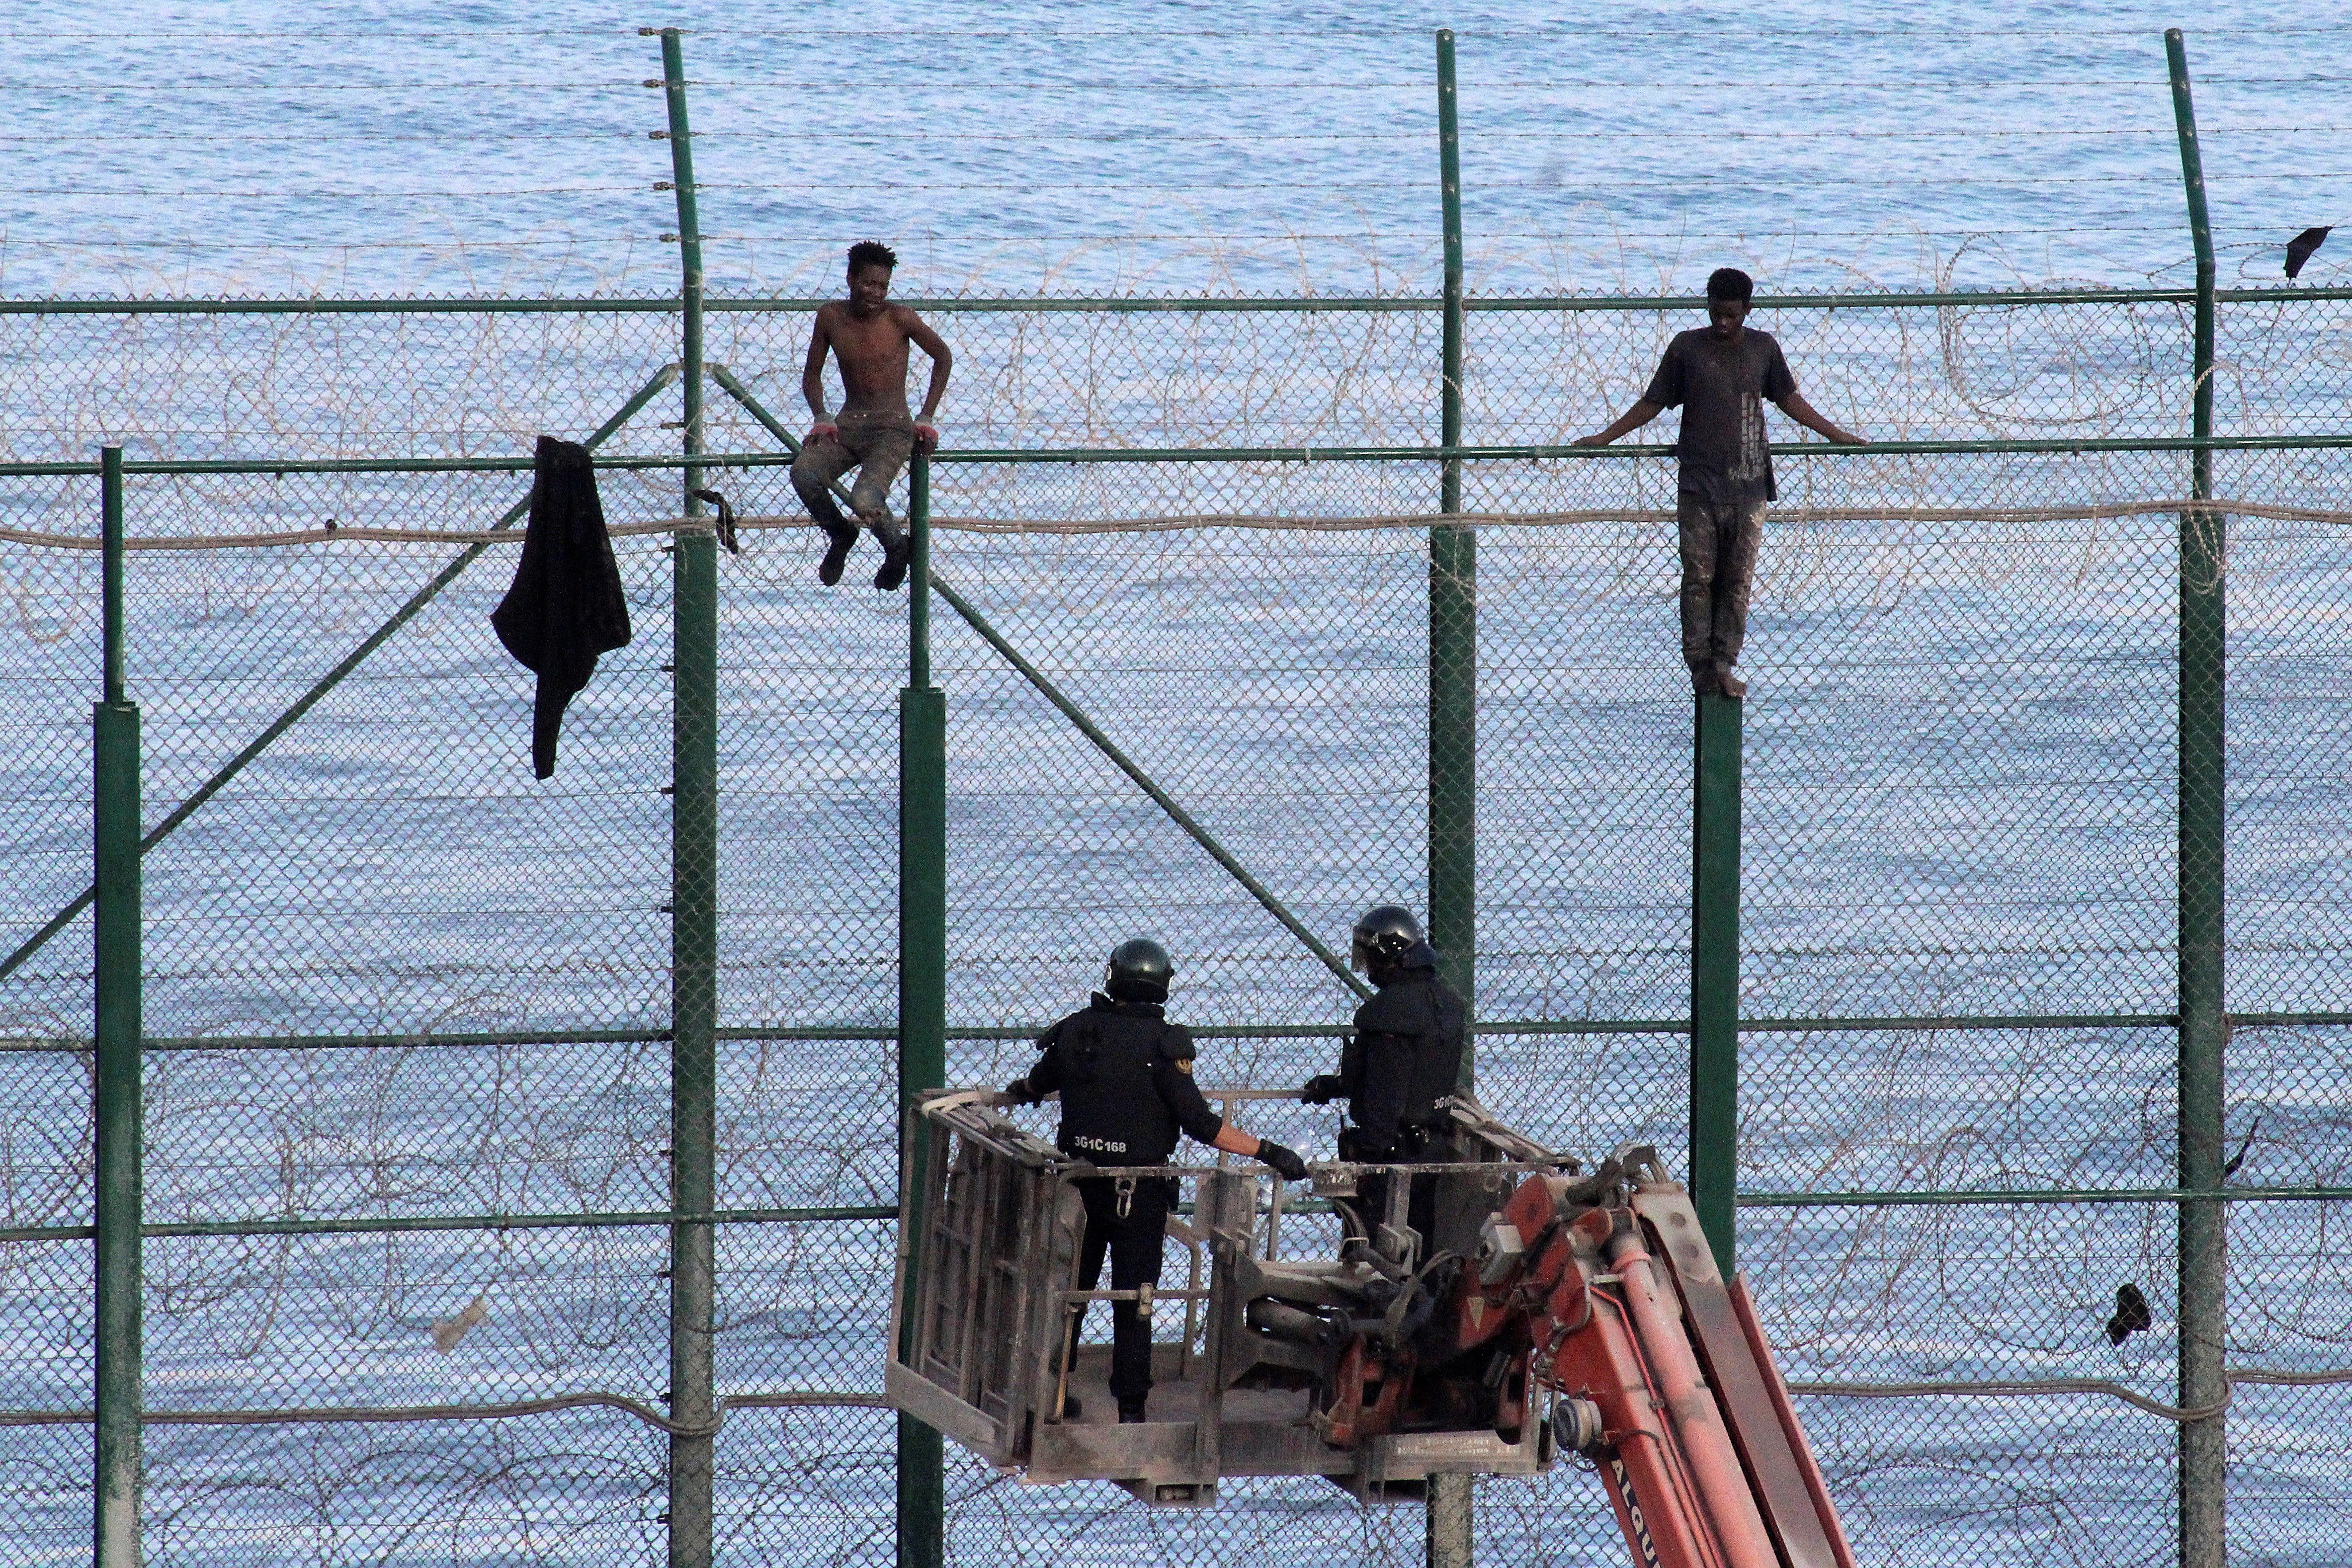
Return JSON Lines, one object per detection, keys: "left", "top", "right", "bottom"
{"left": 873, "top": 531, "right": 911, "bottom": 591}
{"left": 816, "top": 523, "right": 856, "bottom": 586}
{"left": 1117, "top": 1400, "right": 1148, "bottom": 1424}
{"left": 1059, "top": 1395, "right": 1083, "bottom": 1420}
{"left": 1711, "top": 661, "right": 1748, "bottom": 699}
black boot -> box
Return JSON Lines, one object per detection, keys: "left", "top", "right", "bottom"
{"left": 816, "top": 522, "right": 857, "bottom": 586}
{"left": 873, "top": 523, "right": 911, "bottom": 591}
{"left": 1117, "top": 1398, "right": 1148, "bottom": 1424}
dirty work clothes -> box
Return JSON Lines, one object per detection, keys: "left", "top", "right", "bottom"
{"left": 790, "top": 409, "right": 914, "bottom": 542}
{"left": 1067, "top": 1175, "right": 1175, "bottom": 1408}
{"left": 1678, "top": 495, "right": 1765, "bottom": 671}
{"left": 490, "top": 435, "right": 631, "bottom": 779}
{"left": 1643, "top": 328, "right": 1798, "bottom": 505}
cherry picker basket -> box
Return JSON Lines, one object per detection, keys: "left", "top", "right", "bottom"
{"left": 885, "top": 1087, "right": 1561, "bottom": 1504}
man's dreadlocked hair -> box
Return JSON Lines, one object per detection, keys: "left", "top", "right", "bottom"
{"left": 847, "top": 240, "right": 899, "bottom": 278}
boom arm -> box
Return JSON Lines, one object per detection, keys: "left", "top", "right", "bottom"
{"left": 1307, "top": 1147, "right": 1856, "bottom": 1568}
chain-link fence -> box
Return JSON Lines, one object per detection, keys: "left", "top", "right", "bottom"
{"left": 3, "top": 280, "right": 2350, "bottom": 1568}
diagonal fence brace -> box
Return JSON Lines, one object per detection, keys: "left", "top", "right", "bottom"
{"left": 1, "top": 364, "right": 682, "bottom": 984}
{"left": 707, "top": 362, "right": 1370, "bottom": 1000}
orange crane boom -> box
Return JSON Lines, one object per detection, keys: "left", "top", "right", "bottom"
{"left": 1311, "top": 1147, "right": 1855, "bottom": 1568}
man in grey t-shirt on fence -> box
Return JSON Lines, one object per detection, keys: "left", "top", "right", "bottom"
{"left": 1575, "top": 267, "right": 1864, "bottom": 697}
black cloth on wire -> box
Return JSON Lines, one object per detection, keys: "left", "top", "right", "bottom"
{"left": 490, "top": 435, "right": 632, "bottom": 779}
{"left": 691, "top": 488, "right": 741, "bottom": 554}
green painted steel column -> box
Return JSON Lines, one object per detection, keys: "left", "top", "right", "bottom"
{"left": 1429, "top": 28, "right": 1476, "bottom": 1027}
{"left": 1426, "top": 29, "right": 1479, "bottom": 1568}
{"left": 1690, "top": 692, "right": 1742, "bottom": 1274}
{"left": 92, "top": 445, "right": 142, "bottom": 1568}
{"left": 659, "top": 28, "right": 718, "bottom": 1568}
{"left": 897, "top": 450, "right": 947, "bottom": 1568}
{"left": 2167, "top": 29, "right": 2227, "bottom": 1568}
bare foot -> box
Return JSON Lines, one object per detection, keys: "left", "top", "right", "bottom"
{"left": 1711, "top": 661, "right": 1748, "bottom": 699}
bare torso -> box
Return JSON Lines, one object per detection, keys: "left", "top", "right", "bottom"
{"left": 819, "top": 301, "right": 918, "bottom": 415}
{"left": 806, "top": 297, "right": 951, "bottom": 428}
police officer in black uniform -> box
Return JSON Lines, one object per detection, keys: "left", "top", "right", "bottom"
{"left": 1004, "top": 938, "right": 1308, "bottom": 1423}
{"left": 1299, "top": 905, "right": 1467, "bottom": 1251}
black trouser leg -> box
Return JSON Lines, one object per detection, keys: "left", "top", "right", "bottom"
{"left": 1351, "top": 1170, "right": 1390, "bottom": 1241}
{"left": 1067, "top": 1216, "right": 1110, "bottom": 1379}
{"left": 1407, "top": 1171, "right": 1439, "bottom": 1252}
{"left": 1074, "top": 1178, "right": 1170, "bottom": 1409}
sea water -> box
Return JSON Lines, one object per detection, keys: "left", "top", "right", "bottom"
{"left": 2, "top": 3, "right": 2350, "bottom": 1566}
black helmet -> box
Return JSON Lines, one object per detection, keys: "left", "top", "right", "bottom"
{"left": 1104, "top": 937, "right": 1174, "bottom": 1003}
{"left": 1350, "top": 905, "right": 1425, "bottom": 974}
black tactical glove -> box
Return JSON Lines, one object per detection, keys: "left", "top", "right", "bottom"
{"left": 1256, "top": 1140, "right": 1309, "bottom": 1182}
{"left": 1299, "top": 1074, "right": 1346, "bottom": 1106}
{"left": 1001, "top": 1077, "right": 1039, "bottom": 1106}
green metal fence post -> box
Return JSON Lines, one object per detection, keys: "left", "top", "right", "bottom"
{"left": 2166, "top": 29, "right": 2227, "bottom": 1568}
{"left": 1426, "top": 30, "right": 1477, "bottom": 1568}
{"left": 897, "top": 450, "right": 947, "bottom": 1568}
{"left": 1690, "top": 692, "right": 1743, "bottom": 1274}
{"left": 91, "top": 444, "right": 143, "bottom": 1568}
{"left": 1429, "top": 27, "right": 1476, "bottom": 1026}
{"left": 658, "top": 28, "right": 718, "bottom": 1568}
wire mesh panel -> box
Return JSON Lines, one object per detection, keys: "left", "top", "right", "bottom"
{"left": 2, "top": 288, "right": 2352, "bottom": 1567}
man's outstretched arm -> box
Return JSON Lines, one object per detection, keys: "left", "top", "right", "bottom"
{"left": 903, "top": 309, "right": 953, "bottom": 447}
{"left": 1574, "top": 397, "right": 1667, "bottom": 447}
{"left": 800, "top": 309, "right": 838, "bottom": 438}
{"left": 1774, "top": 390, "right": 1865, "bottom": 445}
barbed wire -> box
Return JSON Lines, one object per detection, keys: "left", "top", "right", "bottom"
{"left": 4, "top": 24, "right": 2348, "bottom": 38}
{"left": 0, "top": 1367, "right": 2345, "bottom": 1432}
{"left": 22, "top": 122, "right": 2352, "bottom": 145}
{"left": 6, "top": 500, "right": 2347, "bottom": 552}
{"left": 17, "top": 75, "right": 2287, "bottom": 93}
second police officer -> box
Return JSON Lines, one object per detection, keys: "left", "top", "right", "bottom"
{"left": 1004, "top": 938, "right": 1309, "bottom": 1424}
{"left": 1299, "top": 905, "right": 1468, "bottom": 1252}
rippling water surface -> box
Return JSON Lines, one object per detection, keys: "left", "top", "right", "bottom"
{"left": 6, "top": 1, "right": 2352, "bottom": 296}
{"left": 3, "top": 5, "right": 2350, "bottom": 1567}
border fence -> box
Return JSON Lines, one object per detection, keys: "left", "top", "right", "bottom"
{"left": 4, "top": 24, "right": 2351, "bottom": 1568}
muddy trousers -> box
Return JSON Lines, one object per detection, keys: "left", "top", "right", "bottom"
{"left": 789, "top": 414, "right": 913, "bottom": 546}
{"left": 1067, "top": 1176, "right": 1173, "bottom": 1408}
{"left": 1677, "top": 495, "right": 1766, "bottom": 671}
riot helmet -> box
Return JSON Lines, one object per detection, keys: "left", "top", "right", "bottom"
{"left": 1350, "top": 905, "right": 1425, "bottom": 975}
{"left": 1104, "top": 937, "right": 1174, "bottom": 1004}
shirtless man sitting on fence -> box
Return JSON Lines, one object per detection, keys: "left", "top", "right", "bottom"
{"left": 790, "top": 240, "right": 953, "bottom": 590}
{"left": 1575, "top": 267, "right": 1864, "bottom": 698}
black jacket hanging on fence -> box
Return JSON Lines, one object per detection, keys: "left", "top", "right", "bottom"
{"left": 491, "top": 435, "right": 632, "bottom": 778}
